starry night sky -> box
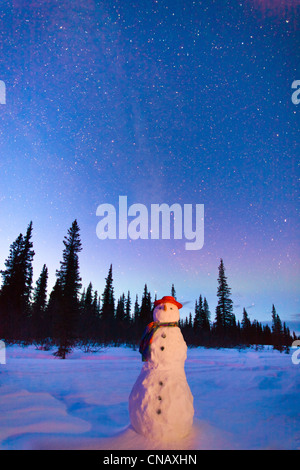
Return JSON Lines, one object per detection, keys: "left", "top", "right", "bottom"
{"left": 0, "top": 0, "right": 299, "bottom": 328}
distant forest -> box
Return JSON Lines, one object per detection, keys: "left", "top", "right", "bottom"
{"left": 0, "top": 220, "right": 298, "bottom": 359}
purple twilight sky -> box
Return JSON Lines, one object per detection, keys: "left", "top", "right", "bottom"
{"left": 0, "top": 0, "right": 299, "bottom": 330}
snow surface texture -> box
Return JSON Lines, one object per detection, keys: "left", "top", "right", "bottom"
{"left": 129, "top": 302, "right": 194, "bottom": 441}
{"left": 0, "top": 345, "right": 299, "bottom": 450}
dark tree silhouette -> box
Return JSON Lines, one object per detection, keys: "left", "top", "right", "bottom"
{"left": 241, "top": 308, "right": 251, "bottom": 343}
{"left": 171, "top": 284, "right": 177, "bottom": 299}
{"left": 271, "top": 304, "right": 283, "bottom": 351}
{"left": 215, "top": 259, "right": 235, "bottom": 333}
{"left": 54, "top": 220, "right": 82, "bottom": 358}
{"left": 202, "top": 297, "right": 211, "bottom": 331}
{"left": 31, "top": 264, "right": 48, "bottom": 342}
{"left": 133, "top": 295, "right": 140, "bottom": 323}
{"left": 0, "top": 233, "right": 24, "bottom": 339}
{"left": 79, "top": 282, "right": 93, "bottom": 339}
{"left": 46, "top": 279, "right": 63, "bottom": 340}
{"left": 78, "top": 283, "right": 102, "bottom": 349}
{"left": 0, "top": 222, "right": 34, "bottom": 340}
{"left": 115, "top": 293, "right": 126, "bottom": 343}
{"left": 187, "top": 295, "right": 210, "bottom": 345}
{"left": 92, "top": 290, "right": 100, "bottom": 318}
{"left": 193, "top": 296, "right": 203, "bottom": 332}
{"left": 125, "top": 291, "right": 131, "bottom": 324}
{"left": 242, "top": 308, "right": 251, "bottom": 330}
{"left": 101, "top": 264, "right": 115, "bottom": 343}
{"left": 22, "top": 222, "right": 35, "bottom": 307}
{"left": 214, "top": 305, "right": 223, "bottom": 332}
{"left": 139, "top": 284, "right": 152, "bottom": 329}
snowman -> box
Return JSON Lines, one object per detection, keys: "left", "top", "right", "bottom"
{"left": 129, "top": 296, "right": 194, "bottom": 441}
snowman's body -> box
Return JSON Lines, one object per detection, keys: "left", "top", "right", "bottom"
{"left": 129, "top": 298, "right": 194, "bottom": 441}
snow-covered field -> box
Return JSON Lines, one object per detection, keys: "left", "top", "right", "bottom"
{"left": 0, "top": 345, "right": 299, "bottom": 450}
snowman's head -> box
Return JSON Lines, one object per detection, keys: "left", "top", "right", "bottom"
{"left": 153, "top": 296, "right": 182, "bottom": 323}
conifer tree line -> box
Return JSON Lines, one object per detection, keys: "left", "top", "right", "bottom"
{"left": 0, "top": 221, "right": 298, "bottom": 358}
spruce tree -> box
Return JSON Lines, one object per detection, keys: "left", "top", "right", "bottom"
{"left": 133, "top": 295, "right": 140, "bottom": 323}
{"left": 193, "top": 296, "right": 210, "bottom": 345}
{"left": 262, "top": 324, "right": 272, "bottom": 345}
{"left": 21, "top": 222, "right": 35, "bottom": 307}
{"left": 85, "top": 283, "right": 93, "bottom": 309}
{"left": 54, "top": 220, "right": 82, "bottom": 358}
{"left": 115, "top": 294, "right": 125, "bottom": 322}
{"left": 271, "top": 304, "right": 283, "bottom": 351}
{"left": 124, "top": 291, "right": 132, "bottom": 343}
{"left": 132, "top": 295, "right": 140, "bottom": 332}
{"left": 92, "top": 290, "right": 101, "bottom": 339}
{"left": 115, "top": 293, "right": 126, "bottom": 343}
{"left": 252, "top": 320, "right": 261, "bottom": 346}
{"left": 241, "top": 308, "right": 251, "bottom": 343}
{"left": 0, "top": 222, "right": 35, "bottom": 340}
{"left": 171, "top": 284, "right": 177, "bottom": 299}
{"left": 101, "top": 264, "right": 115, "bottom": 343}
{"left": 80, "top": 282, "right": 95, "bottom": 341}
{"left": 125, "top": 291, "right": 131, "bottom": 325}
{"left": 140, "top": 284, "right": 152, "bottom": 328}
{"left": 46, "top": 279, "right": 62, "bottom": 338}
{"left": 202, "top": 297, "right": 211, "bottom": 331}
{"left": 214, "top": 305, "right": 223, "bottom": 331}
{"left": 92, "top": 290, "right": 100, "bottom": 317}
{"left": 241, "top": 308, "right": 251, "bottom": 330}
{"left": 215, "top": 259, "right": 235, "bottom": 335}
{"left": 193, "top": 297, "right": 202, "bottom": 332}
{"left": 271, "top": 304, "right": 282, "bottom": 336}
{"left": 31, "top": 264, "right": 48, "bottom": 341}
{"left": 79, "top": 289, "right": 86, "bottom": 310}
{"left": 0, "top": 234, "right": 24, "bottom": 338}
{"left": 283, "top": 322, "right": 291, "bottom": 351}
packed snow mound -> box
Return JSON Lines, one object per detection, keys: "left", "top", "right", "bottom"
{"left": 147, "top": 326, "right": 187, "bottom": 367}
{"left": 129, "top": 365, "right": 194, "bottom": 441}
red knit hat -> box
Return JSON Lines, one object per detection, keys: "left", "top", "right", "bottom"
{"left": 154, "top": 296, "right": 183, "bottom": 309}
